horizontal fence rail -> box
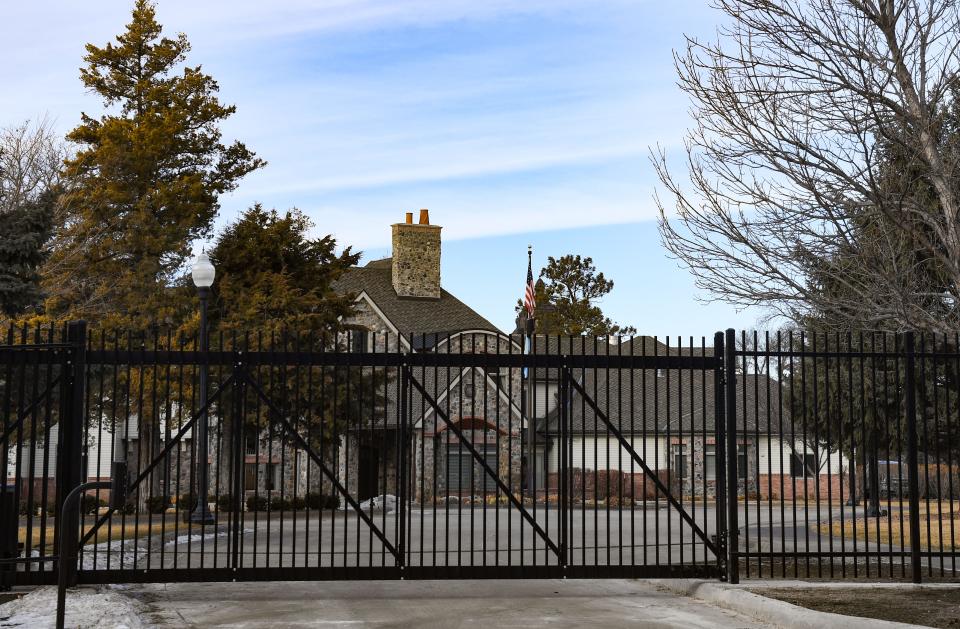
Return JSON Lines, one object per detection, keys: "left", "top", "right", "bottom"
{"left": 2, "top": 322, "right": 959, "bottom": 586}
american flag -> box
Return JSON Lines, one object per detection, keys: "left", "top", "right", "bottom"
{"left": 523, "top": 247, "right": 536, "bottom": 317}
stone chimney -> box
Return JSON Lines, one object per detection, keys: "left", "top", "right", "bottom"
{"left": 391, "top": 209, "right": 441, "bottom": 299}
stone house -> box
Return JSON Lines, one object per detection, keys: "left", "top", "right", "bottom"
{"left": 330, "top": 210, "right": 524, "bottom": 503}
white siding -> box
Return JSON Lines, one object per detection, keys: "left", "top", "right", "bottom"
{"left": 546, "top": 436, "right": 668, "bottom": 472}
{"left": 533, "top": 383, "right": 558, "bottom": 420}
{"left": 6, "top": 424, "right": 119, "bottom": 481}
{"left": 756, "top": 437, "right": 849, "bottom": 475}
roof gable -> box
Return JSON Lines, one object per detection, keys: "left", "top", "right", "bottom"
{"left": 333, "top": 258, "right": 501, "bottom": 336}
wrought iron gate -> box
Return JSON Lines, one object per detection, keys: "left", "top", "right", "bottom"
{"left": 5, "top": 324, "right": 727, "bottom": 586}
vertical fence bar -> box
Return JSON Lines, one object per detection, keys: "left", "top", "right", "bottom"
{"left": 398, "top": 361, "right": 408, "bottom": 574}
{"left": 724, "top": 328, "right": 739, "bottom": 584}
{"left": 904, "top": 331, "right": 922, "bottom": 583}
{"left": 56, "top": 320, "right": 87, "bottom": 587}
{"left": 713, "top": 332, "right": 727, "bottom": 579}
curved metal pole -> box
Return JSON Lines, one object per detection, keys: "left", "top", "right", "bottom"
{"left": 56, "top": 480, "right": 111, "bottom": 629}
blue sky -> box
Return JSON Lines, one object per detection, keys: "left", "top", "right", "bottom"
{"left": 2, "top": 1, "right": 766, "bottom": 337}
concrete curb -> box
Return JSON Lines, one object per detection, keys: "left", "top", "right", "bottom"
{"left": 647, "top": 579, "right": 930, "bottom": 629}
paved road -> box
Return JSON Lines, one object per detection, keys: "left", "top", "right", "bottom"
{"left": 73, "top": 502, "right": 951, "bottom": 577}
{"left": 128, "top": 579, "right": 770, "bottom": 628}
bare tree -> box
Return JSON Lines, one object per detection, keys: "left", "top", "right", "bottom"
{"left": 0, "top": 117, "right": 64, "bottom": 214}
{"left": 0, "top": 118, "right": 67, "bottom": 316}
{"left": 654, "top": 0, "right": 960, "bottom": 332}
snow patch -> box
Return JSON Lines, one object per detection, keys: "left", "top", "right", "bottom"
{"left": 347, "top": 494, "right": 398, "bottom": 512}
{"left": 0, "top": 586, "right": 144, "bottom": 628}
{"left": 164, "top": 528, "right": 252, "bottom": 547}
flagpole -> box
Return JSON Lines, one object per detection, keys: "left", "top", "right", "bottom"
{"left": 525, "top": 245, "right": 536, "bottom": 499}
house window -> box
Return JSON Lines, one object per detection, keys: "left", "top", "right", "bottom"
{"left": 738, "top": 444, "right": 748, "bottom": 479}
{"left": 705, "top": 445, "right": 717, "bottom": 481}
{"left": 244, "top": 463, "right": 257, "bottom": 490}
{"left": 264, "top": 464, "right": 278, "bottom": 491}
{"left": 244, "top": 433, "right": 258, "bottom": 455}
{"left": 245, "top": 463, "right": 279, "bottom": 491}
{"left": 351, "top": 330, "right": 368, "bottom": 352}
{"left": 446, "top": 445, "right": 497, "bottom": 493}
{"left": 790, "top": 452, "right": 818, "bottom": 478}
{"left": 672, "top": 444, "right": 688, "bottom": 480}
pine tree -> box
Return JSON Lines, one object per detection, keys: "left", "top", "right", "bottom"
{"left": 210, "top": 205, "right": 359, "bottom": 336}
{"left": 0, "top": 191, "right": 54, "bottom": 317}
{"left": 44, "top": 0, "right": 264, "bottom": 329}
{"left": 517, "top": 255, "right": 636, "bottom": 336}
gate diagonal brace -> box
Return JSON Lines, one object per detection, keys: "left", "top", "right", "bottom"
{"left": 238, "top": 367, "right": 402, "bottom": 563}
{"left": 564, "top": 368, "right": 721, "bottom": 558}
{"left": 79, "top": 372, "right": 236, "bottom": 549}
{"left": 0, "top": 374, "right": 62, "bottom": 444}
{"left": 405, "top": 366, "right": 563, "bottom": 559}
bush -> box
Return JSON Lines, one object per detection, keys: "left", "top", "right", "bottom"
{"left": 145, "top": 495, "right": 170, "bottom": 514}
{"left": 216, "top": 494, "right": 236, "bottom": 511}
{"left": 81, "top": 495, "right": 107, "bottom": 515}
{"left": 178, "top": 493, "right": 198, "bottom": 512}
{"left": 269, "top": 496, "right": 290, "bottom": 511}
{"left": 305, "top": 493, "right": 339, "bottom": 510}
{"left": 246, "top": 495, "right": 269, "bottom": 512}
{"left": 116, "top": 500, "right": 136, "bottom": 515}
{"left": 289, "top": 496, "right": 306, "bottom": 510}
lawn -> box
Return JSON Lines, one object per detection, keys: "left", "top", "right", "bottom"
{"left": 821, "top": 502, "right": 960, "bottom": 550}
{"left": 19, "top": 519, "right": 211, "bottom": 552}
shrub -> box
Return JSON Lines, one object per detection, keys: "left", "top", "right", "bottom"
{"left": 246, "top": 495, "right": 269, "bottom": 512}
{"left": 216, "top": 494, "right": 236, "bottom": 511}
{"left": 116, "top": 500, "right": 136, "bottom": 515}
{"left": 178, "top": 493, "right": 198, "bottom": 512}
{"left": 145, "top": 496, "right": 170, "bottom": 514}
{"left": 289, "top": 496, "right": 306, "bottom": 510}
{"left": 81, "top": 495, "right": 107, "bottom": 515}
{"left": 305, "top": 493, "right": 339, "bottom": 510}
{"left": 269, "top": 496, "right": 290, "bottom": 511}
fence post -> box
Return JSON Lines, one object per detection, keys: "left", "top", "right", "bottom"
{"left": 397, "top": 359, "right": 408, "bottom": 575}
{"left": 713, "top": 332, "right": 728, "bottom": 579}
{"left": 724, "top": 328, "right": 739, "bottom": 584}
{"left": 56, "top": 320, "right": 86, "bottom": 587}
{"left": 904, "top": 331, "right": 922, "bottom": 583}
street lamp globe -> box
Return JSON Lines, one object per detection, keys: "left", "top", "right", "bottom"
{"left": 191, "top": 252, "right": 215, "bottom": 289}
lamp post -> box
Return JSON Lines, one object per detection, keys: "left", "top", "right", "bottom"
{"left": 190, "top": 252, "right": 216, "bottom": 525}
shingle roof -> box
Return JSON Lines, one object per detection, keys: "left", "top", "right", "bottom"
{"left": 333, "top": 258, "right": 501, "bottom": 336}
{"left": 541, "top": 368, "right": 786, "bottom": 435}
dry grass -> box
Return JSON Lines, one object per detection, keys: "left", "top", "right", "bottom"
{"left": 821, "top": 502, "right": 960, "bottom": 551}
{"left": 19, "top": 520, "right": 208, "bottom": 552}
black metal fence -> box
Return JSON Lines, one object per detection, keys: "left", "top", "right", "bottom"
{"left": 726, "top": 329, "right": 960, "bottom": 583}
{"left": 2, "top": 323, "right": 959, "bottom": 587}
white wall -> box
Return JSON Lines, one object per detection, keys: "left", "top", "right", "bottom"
{"left": 546, "top": 436, "right": 668, "bottom": 473}
{"left": 756, "top": 436, "right": 849, "bottom": 476}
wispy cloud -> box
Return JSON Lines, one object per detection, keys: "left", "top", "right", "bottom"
{"left": 2, "top": 0, "right": 711, "bottom": 249}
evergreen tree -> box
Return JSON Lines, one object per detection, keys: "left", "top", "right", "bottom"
{"left": 518, "top": 255, "right": 636, "bottom": 336}
{"left": 44, "top": 0, "right": 264, "bottom": 329}
{"left": 208, "top": 206, "right": 381, "bottom": 461}
{"left": 210, "top": 205, "right": 359, "bottom": 335}
{"left": 0, "top": 189, "right": 55, "bottom": 317}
